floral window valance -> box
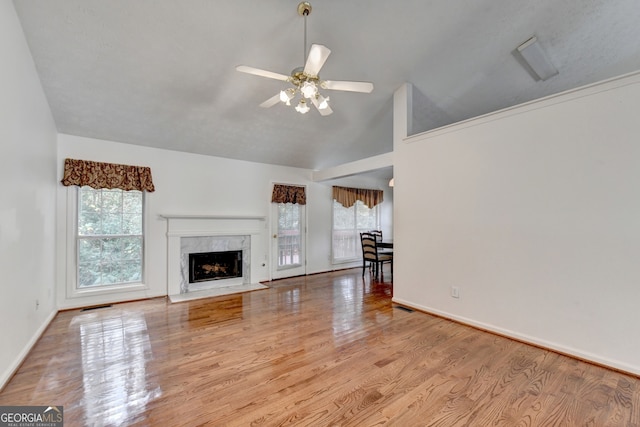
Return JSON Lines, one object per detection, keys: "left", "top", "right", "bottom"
{"left": 333, "top": 185, "right": 383, "bottom": 208}
{"left": 61, "top": 158, "right": 156, "bottom": 192}
{"left": 271, "top": 184, "right": 306, "bottom": 205}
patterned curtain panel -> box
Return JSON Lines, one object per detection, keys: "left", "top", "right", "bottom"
{"left": 271, "top": 184, "right": 306, "bottom": 205}
{"left": 61, "top": 158, "right": 156, "bottom": 192}
{"left": 332, "top": 185, "right": 383, "bottom": 208}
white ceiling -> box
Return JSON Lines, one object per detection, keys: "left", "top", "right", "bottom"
{"left": 13, "top": 0, "right": 640, "bottom": 170}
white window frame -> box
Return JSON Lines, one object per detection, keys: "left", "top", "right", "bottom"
{"left": 65, "top": 187, "right": 148, "bottom": 299}
{"left": 331, "top": 200, "right": 380, "bottom": 264}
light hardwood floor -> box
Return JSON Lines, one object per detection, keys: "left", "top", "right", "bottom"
{"left": 1, "top": 267, "right": 639, "bottom": 426}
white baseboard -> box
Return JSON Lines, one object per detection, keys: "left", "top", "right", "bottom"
{"left": 392, "top": 297, "right": 640, "bottom": 377}
{"left": 0, "top": 309, "right": 57, "bottom": 392}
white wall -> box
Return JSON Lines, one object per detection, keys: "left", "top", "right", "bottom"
{"left": 393, "top": 72, "right": 640, "bottom": 375}
{"left": 57, "top": 134, "right": 393, "bottom": 309}
{"left": 0, "top": 3, "right": 58, "bottom": 389}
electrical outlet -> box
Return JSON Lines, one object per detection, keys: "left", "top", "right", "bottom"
{"left": 451, "top": 286, "right": 460, "bottom": 299}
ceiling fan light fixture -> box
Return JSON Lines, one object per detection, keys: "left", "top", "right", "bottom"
{"left": 295, "top": 99, "right": 310, "bottom": 114}
{"left": 300, "top": 80, "right": 318, "bottom": 98}
{"left": 280, "top": 88, "right": 295, "bottom": 103}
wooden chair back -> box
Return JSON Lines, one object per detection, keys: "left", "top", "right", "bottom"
{"left": 369, "top": 230, "right": 383, "bottom": 242}
{"left": 360, "top": 232, "right": 379, "bottom": 262}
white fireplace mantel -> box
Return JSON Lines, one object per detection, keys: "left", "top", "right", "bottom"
{"left": 160, "top": 214, "right": 268, "bottom": 297}
{"left": 159, "top": 214, "right": 266, "bottom": 221}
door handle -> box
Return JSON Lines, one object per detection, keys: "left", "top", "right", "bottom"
{"left": 273, "top": 234, "right": 278, "bottom": 239}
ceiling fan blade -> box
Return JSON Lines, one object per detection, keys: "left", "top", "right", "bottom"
{"left": 236, "top": 65, "right": 290, "bottom": 81}
{"left": 259, "top": 93, "right": 282, "bottom": 108}
{"left": 303, "top": 44, "right": 331, "bottom": 77}
{"left": 311, "top": 97, "right": 333, "bottom": 116}
{"left": 323, "top": 80, "right": 374, "bottom": 93}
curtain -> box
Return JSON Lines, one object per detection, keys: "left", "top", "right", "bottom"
{"left": 332, "top": 185, "right": 383, "bottom": 208}
{"left": 271, "top": 184, "right": 306, "bottom": 205}
{"left": 61, "top": 158, "right": 156, "bottom": 192}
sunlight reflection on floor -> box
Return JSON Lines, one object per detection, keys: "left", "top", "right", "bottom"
{"left": 71, "top": 311, "right": 162, "bottom": 425}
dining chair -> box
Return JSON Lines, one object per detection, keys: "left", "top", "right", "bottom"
{"left": 360, "top": 232, "right": 393, "bottom": 280}
{"left": 369, "top": 230, "right": 383, "bottom": 240}
{"left": 369, "top": 230, "right": 392, "bottom": 255}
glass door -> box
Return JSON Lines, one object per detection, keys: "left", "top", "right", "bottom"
{"left": 271, "top": 202, "right": 306, "bottom": 279}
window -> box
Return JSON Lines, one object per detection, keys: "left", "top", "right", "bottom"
{"left": 77, "top": 187, "right": 144, "bottom": 288}
{"left": 332, "top": 200, "right": 379, "bottom": 263}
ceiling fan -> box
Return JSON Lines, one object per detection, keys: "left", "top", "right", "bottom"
{"left": 236, "top": 2, "right": 374, "bottom": 116}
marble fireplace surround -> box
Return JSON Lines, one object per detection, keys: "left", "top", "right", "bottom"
{"left": 161, "top": 215, "right": 266, "bottom": 298}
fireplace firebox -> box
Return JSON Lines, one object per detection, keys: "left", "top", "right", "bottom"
{"left": 189, "top": 250, "right": 242, "bottom": 283}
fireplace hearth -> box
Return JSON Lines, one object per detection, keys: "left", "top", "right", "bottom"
{"left": 189, "top": 250, "right": 242, "bottom": 283}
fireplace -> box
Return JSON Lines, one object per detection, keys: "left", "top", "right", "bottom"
{"left": 189, "top": 250, "right": 242, "bottom": 283}
{"left": 178, "top": 234, "right": 252, "bottom": 293}
{"left": 161, "top": 214, "right": 266, "bottom": 297}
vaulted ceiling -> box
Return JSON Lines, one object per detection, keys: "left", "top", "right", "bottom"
{"left": 13, "top": 0, "right": 640, "bottom": 170}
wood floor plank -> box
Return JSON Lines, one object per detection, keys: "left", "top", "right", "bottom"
{"left": 1, "top": 267, "right": 639, "bottom": 426}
